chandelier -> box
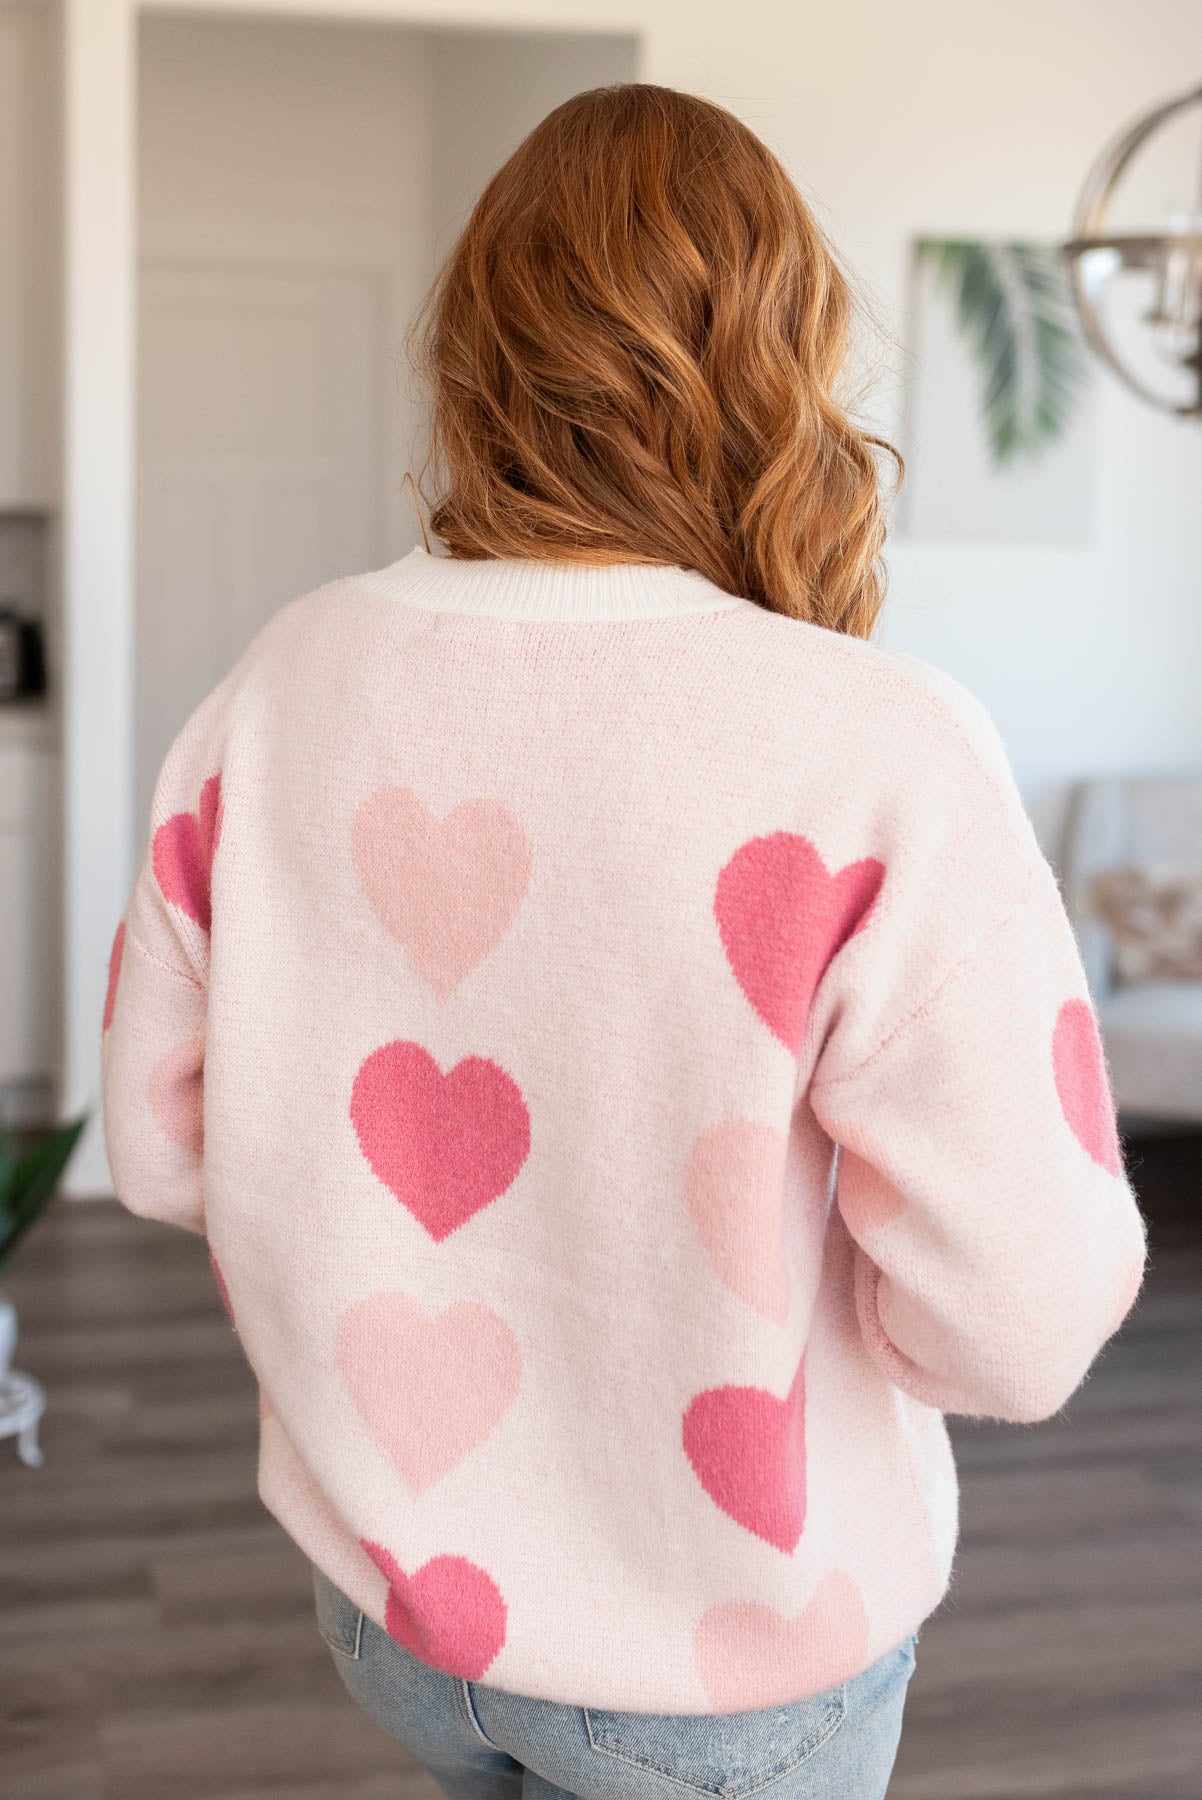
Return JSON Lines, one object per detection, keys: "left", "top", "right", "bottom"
{"left": 1062, "top": 84, "right": 1202, "bottom": 416}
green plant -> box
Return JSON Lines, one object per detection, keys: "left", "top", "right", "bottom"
{"left": 915, "top": 238, "right": 1088, "bottom": 469}
{"left": 0, "top": 1116, "right": 88, "bottom": 1277}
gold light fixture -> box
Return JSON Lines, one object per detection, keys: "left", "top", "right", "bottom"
{"left": 1062, "top": 84, "right": 1202, "bottom": 416}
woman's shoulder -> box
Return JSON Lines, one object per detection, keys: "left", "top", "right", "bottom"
{"left": 863, "top": 644, "right": 1017, "bottom": 789}
{"left": 725, "top": 600, "right": 1021, "bottom": 805}
{"left": 217, "top": 568, "right": 1025, "bottom": 832}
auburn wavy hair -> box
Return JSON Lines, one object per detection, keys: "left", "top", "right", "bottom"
{"left": 412, "top": 83, "right": 900, "bottom": 638}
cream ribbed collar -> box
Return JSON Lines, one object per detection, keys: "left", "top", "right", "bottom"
{"left": 364, "top": 546, "right": 747, "bottom": 622}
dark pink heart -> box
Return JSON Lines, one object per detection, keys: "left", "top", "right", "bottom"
{"left": 352, "top": 788, "right": 531, "bottom": 997}
{"left": 1053, "top": 997, "right": 1122, "bottom": 1176}
{"left": 715, "top": 833, "right": 884, "bottom": 1054}
{"left": 683, "top": 1356, "right": 806, "bottom": 1552}
{"left": 362, "top": 1540, "right": 507, "bottom": 1680}
{"left": 350, "top": 1042, "right": 530, "bottom": 1241}
{"left": 102, "top": 920, "right": 125, "bottom": 1033}
{"left": 152, "top": 772, "right": 223, "bottom": 932}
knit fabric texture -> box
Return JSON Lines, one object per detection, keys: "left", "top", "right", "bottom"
{"left": 101, "top": 548, "right": 1146, "bottom": 1714}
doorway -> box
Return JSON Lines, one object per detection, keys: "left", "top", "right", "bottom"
{"left": 135, "top": 13, "right": 638, "bottom": 825}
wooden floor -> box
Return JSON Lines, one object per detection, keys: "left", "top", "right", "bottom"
{"left": 1, "top": 1140, "right": 1199, "bottom": 1800}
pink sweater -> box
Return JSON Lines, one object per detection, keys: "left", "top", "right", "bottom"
{"left": 101, "top": 548, "right": 1145, "bottom": 1714}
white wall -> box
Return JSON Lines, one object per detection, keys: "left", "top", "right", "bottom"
{"left": 427, "top": 26, "right": 639, "bottom": 253}
{"left": 139, "top": 16, "right": 431, "bottom": 234}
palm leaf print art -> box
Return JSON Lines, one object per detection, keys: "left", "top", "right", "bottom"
{"left": 915, "top": 238, "right": 1088, "bottom": 469}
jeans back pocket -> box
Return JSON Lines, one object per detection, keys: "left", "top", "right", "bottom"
{"left": 584, "top": 1686, "right": 846, "bottom": 1798}
{"left": 312, "top": 1564, "right": 364, "bottom": 1661}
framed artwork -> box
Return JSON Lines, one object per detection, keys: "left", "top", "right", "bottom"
{"left": 900, "top": 237, "right": 1097, "bottom": 543}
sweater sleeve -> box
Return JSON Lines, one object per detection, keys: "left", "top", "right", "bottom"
{"left": 806, "top": 662, "right": 1144, "bottom": 1418}
{"left": 809, "top": 696, "right": 1146, "bottom": 1425}
{"left": 100, "top": 687, "right": 229, "bottom": 1236}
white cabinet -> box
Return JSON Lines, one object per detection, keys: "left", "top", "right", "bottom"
{"left": 0, "top": 6, "right": 55, "bottom": 509}
{"left": 0, "top": 720, "right": 59, "bottom": 1112}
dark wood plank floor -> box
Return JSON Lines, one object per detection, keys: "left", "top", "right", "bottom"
{"left": 1, "top": 1139, "right": 1199, "bottom": 1800}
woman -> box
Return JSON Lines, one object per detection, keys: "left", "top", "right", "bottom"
{"left": 102, "top": 84, "right": 1145, "bottom": 1800}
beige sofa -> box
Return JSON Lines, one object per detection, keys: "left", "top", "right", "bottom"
{"left": 1060, "top": 776, "right": 1202, "bottom": 1125}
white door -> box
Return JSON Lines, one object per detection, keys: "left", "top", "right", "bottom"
{"left": 136, "top": 263, "right": 387, "bottom": 826}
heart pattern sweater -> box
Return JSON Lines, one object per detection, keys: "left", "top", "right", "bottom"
{"left": 101, "top": 548, "right": 1146, "bottom": 1715}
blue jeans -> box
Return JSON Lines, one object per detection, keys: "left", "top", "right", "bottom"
{"left": 314, "top": 1568, "right": 916, "bottom": 1800}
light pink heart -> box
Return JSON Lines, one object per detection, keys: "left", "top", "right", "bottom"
{"left": 715, "top": 833, "right": 884, "bottom": 1054}
{"left": 350, "top": 1041, "right": 530, "bottom": 1241}
{"left": 695, "top": 1570, "right": 870, "bottom": 1710}
{"left": 148, "top": 1035, "right": 205, "bottom": 1156}
{"left": 337, "top": 1292, "right": 521, "bottom": 1491}
{"left": 1053, "top": 998, "right": 1122, "bottom": 1176}
{"left": 682, "top": 1355, "right": 806, "bottom": 1551}
{"left": 102, "top": 921, "right": 126, "bottom": 1033}
{"left": 687, "top": 1120, "right": 790, "bottom": 1320}
{"left": 362, "top": 1540, "right": 507, "bottom": 1681}
{"left": 152, "top": 772, "right": 223, "bottom": 933}
{"left": 353, "top": 788, "right": 531, "bottom": 997}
